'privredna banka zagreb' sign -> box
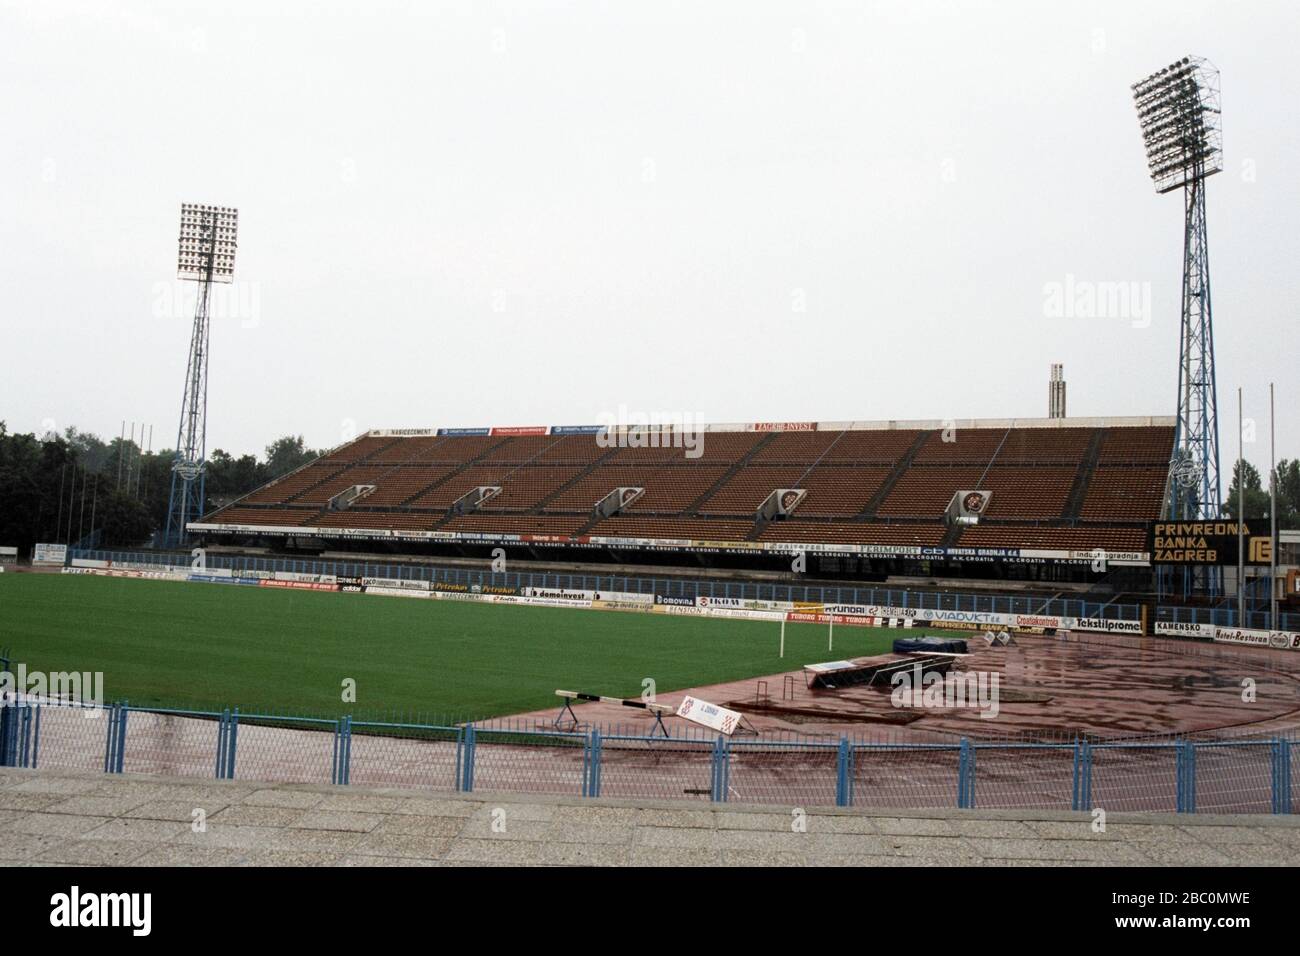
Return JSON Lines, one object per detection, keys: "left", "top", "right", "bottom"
{"left": 1149, "top": 520, "right": 1274, "bottom": 566}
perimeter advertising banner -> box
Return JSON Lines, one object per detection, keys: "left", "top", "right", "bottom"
{"left": 1149, "top": 519, "right": 1274, "bottom": 566}
{"left": 32, "top": 543, "right": 68, "bottom": 566}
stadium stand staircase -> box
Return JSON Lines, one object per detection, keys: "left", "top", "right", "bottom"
{"left": 1062, "top": 429, "right": 1106, "bottom": 522}
{"left": 938, "top": 424, "right": 1017, "bottom": 549}
{"left": 685, "top": 433, "right": 777, "bottom": 517}
{"left": 528, "top": 447, "right": 621, "bottom": 514}
{"left": 423, "top": 436, "right": 549, "bottom": 529}
{"left": 861, "top": 430, "right": 933, "bottom": 518}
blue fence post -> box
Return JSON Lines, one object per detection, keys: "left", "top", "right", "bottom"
{"left": 20, "top": 706, "right": 36, "bottom": 768}
{"left": 332, "top": 717, "right": 352, "bottom": 785}
{"left": 1272, "top": 737, "right": 1291, "bottom": 815}
{"left": 115, "top": 702, "right": 128, "bottom": 773}
{"left": 461, "top": 725, "right": 476, "bottom": 793}
{"left": 102, "top": 703, "right": 120, "bottom": 774}
{"left": 226, "top": 708, "right": 240, "bottom": 780}
{"left": 958, "top": 739, "right": 975, "bottom": 808}
{"left": 586, "top": 728, "right": 602, "bottom": 798}
{"left": 454, "top": 726, "right": 464, "bottom": 791}
{"left": 342, "top": 716, "right": 351, "bottom": 785}
{"left": 1071, "top": 739, "right": 1093, "bottom": 812}
{"left": 711, "top": 736, "right": 730, "bottom": 802}
{"left": 214, "top": 708, "right": 229, "bottom": 779}
{"left": 1176, "top": 741, "right": 1196, "bottom": 813}
{"left": 835, "top": 737, "right": 852, "bottom": 807}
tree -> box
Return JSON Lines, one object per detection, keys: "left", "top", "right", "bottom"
{"left": 262, "top": 435, "right": 319, "bottom": 480}
{"left": 1273, "top": 459, "right": 1300, "bottom": 528}
{"left": 96, "top": 489, "right": 154, "bottom": 547}
{"left": 1223, "top": 458, "right": 1272, "bottom": 520}
{"left": 206, "top": 449, "right": 262, "bottom": 501}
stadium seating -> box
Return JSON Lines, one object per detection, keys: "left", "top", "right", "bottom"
{"left": 241, "top": 463, "right": 342, "bottom": 505}
{"left": 203, "top": 507, "right": 319, "bottom": 526}
{"left": 1080, "top": 466, "right": 1169, "bottom": 520}
{"left": 321, "top": 435, "right": 398, "bottom": 463}
{"left": 957, "top": 523, "right": 1148, "bottom": 553}
{"left": 359, "top": 465, "right": 457, "bottom": 507}
{"left": 543, "top": 465, "right": 730, "bottom": 514}
{"left": 204, "top": 422, "right": 1175, "bottom": 562}
{"left": 1097, "top": 426, "right": 1172, "bottom": 465}
{"left": 698, "top": 465, "right": 891, "bottom": 516}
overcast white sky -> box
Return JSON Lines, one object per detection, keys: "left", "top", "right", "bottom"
{"left": 2, "top": 1, "right": 1296, "bottom": 475}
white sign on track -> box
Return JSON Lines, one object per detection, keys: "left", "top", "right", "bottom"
{"left": 676, "top": 695, "right": 744, "bottom": 736}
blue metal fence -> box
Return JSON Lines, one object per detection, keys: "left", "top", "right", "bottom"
{"left": 3, "top": 698, "right": 1294, "bottom": 814}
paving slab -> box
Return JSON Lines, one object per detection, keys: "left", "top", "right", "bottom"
{"left": 0, "top": 767, "right": 1295, "bottom": 867}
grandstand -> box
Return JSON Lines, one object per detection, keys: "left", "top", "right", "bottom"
{"left": 191, "top": 416, "right": 1174, "bottom": 585}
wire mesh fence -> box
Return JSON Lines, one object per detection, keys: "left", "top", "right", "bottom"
{"left": 225, "top": 714, "right": 338, "bottom": 785}
{"left": 1089, "top": 742, "right": 1180, "bottom": 813}
{"left": 119, "top": 707, "right": 224, "bottom": 779}
{"left": 595, "top": 735, "right": 716, "bottom": 802}
{"left": 1190, "top": 740, "right": 1276, "bottom": 815}
{"left": 347, "top": 722, "right": 461, "bottom": 792}
{"left": 20, "top": 701, "right": 111, "bottom": 774}
{"left": 469, "top": 728, "right": 588, "bottom": 797}
{"left": 726, "top": 739, "right": 840, "bottom": 807}
{"left": 851, "top": 743, "right": 962, "bottom": 809}
{"left": 967, "top": 743, "right": 1078, "bottom": 811}
{"left": 3, "top": 699, "right": 1297, "bottom": 814}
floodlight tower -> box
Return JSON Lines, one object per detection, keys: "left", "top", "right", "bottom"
{"left": 164, "top": 203, "right": 238, "bottom": 547}
{"left": 1131, "top": 58, "right": 1224, "bottom": 526}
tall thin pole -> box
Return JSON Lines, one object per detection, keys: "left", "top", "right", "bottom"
{"left": 1270, "top": 383, "right": 1278, "bottom": 631}
{"left": 1237, "top": 388, "right": 1244, "bottom": 626}
{"left": 140, "top": 424, "right": 153, "bottom": 499}
{"left": 78, "top": 466, "right": 87, "bottom": 543}
{"left": 89, "top": 475, "right": 98, "bottom": 545}
{"left": 55, "top": 464, "right": 66, "bottom": 543}
{"left": 116, "top": 420, "right": 125, "bottom": 487}
{"left": 126, "top": 422, "right": 135, "bottom": 494}
{"left": 66, "top": 466, "right": 77, "bottom": 545}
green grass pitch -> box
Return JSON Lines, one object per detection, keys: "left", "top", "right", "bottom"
{"left": 0, "top": 573, "right": 928, "bottom": 719}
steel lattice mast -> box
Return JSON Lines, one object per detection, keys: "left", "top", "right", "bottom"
{"left": 1132, "top": 57, "right": 1224, "bottom": 524}
{"left": 164, "top": 204, "right": 238, "bottom": 547}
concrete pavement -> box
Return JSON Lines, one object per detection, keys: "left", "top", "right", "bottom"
{"left": 1, "top": 767, "right": 1297, "bottom": 866}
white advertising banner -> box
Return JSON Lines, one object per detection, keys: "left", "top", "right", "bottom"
{"left": 1072, "top": 618, "right": 1143, "bottom": 635}
{"left": 32, "top": 543, "right": 68, "bottom": 566}
{"left": 1214, "top": 627, "right": 1300, "bottom": 650}
{"left": 676, "top": 696, "right": 744, "bottom": 735}
{"left": 1155, "top": 621, "right": 1218, "bottom": 639}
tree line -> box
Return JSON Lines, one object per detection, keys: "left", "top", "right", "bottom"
{"left": 1224, "top": 458, "right": 1300, "bottom": 524}
{"left": 0, "top": 421, "right": 323, "bottom": 555}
